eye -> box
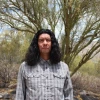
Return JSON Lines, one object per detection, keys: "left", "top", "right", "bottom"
{"left": 46, "top": 39, "right": 51, "bottom": 42}
{"left": 38, "top": 38, "right": 51, "bottom": 42}
{"left": 38, "top": 39, "right": 44, "bottom": 42}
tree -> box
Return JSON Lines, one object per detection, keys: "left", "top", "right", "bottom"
{"left": 0, "top": 30, "right": 33, "bottom": 63}
{"left": 0, "top": 30, "right": 20, "bottom": 87}
{"left": 0, "top": 0, "right": 60, "bottom": 32}
{"left": 0, "top": 30, "right": 32, "bottom": 87}
{"left": 0, "top": 0, "right": 100, "bottom": 76}
{"left": 59, "top": 0, "right": 100, "bottom": 76}
{"left": 0, "top": 30, "right": 21, "bottom": 63}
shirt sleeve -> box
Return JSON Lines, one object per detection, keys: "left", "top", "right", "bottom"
{"left": 15, "top": 63, "right": 26, "bottom": 100}
{"left": 63, "top": 65, "right": 74, "bottom": 100}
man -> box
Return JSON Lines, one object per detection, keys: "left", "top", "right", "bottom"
{"left": 15, "top": 29, "right": 73, "bottom": 100}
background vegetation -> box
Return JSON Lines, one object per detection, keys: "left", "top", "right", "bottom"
{"left": 0, "top": 0, "right": 100, "bottom": 98}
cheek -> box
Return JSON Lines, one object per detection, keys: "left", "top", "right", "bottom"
{"left": 49, "top": 42, "right": 52, "bottom": 47}
{"left": 38, "top": 43, "right": 41, "bottom": 50}
{"left": 38, "top": 44, "right": 42, "bottom": 50}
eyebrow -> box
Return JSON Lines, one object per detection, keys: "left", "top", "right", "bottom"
{"left": 38, "top": 37, "right": 51, "bottom": 39}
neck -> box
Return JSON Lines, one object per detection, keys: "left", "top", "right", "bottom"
{"left": 40, "top": 54, "right": 49, "bottom": 60}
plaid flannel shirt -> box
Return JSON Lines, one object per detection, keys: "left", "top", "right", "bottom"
{"left": 15, "top": 58, "right": 73, "bottom": 100}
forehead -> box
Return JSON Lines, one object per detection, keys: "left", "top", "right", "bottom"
{"left": 38, "top": 33, "right": 51, "bottom": 39}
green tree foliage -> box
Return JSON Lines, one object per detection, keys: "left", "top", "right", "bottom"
{"left": 0, "top": 30, "right": 33, "bottom": 62}
{"left": 19, "top": 32, "right": 34, "bottom": 61}
{"left": 70, "top": 55, "right": 81, "bottom": 72}
{"left": 79, "top": 60, "right": 95, "bottom": 75}
{"left": 0, "top": 30, "right": 21, "bottom": 86}
{"left": 0, "top": 30, "right": 21, "bottom": 63}
{"left": 95, "top": 60, "right": 100, "bottom": 77}
{"left": 0, "top": 30, "right": 33, "bottom": 87}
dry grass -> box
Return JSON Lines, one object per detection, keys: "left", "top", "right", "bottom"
{"left": 72, "top": 72, "right": 100, "bottom": 93}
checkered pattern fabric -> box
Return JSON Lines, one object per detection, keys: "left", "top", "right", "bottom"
{"left": 15, "top": 58, "right": 73, "bottom": 100}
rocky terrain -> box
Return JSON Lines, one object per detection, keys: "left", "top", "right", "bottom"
{"left": 0, "top": 84, "right": 100, "bottom": 100}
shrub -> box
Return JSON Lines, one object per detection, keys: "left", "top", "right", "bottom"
{"left": 72, "top": 72, "right": 100, "bottom": 93}
{"left": 0, "top": 60, "right": 19, "bottom": 88}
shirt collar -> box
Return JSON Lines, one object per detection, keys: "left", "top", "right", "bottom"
{"left": 39, "top": 57, "right": 51, "bottom": 65}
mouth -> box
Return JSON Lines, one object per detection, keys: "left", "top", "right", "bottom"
{"left": 42, "top": 48, "right": 49, "bottom": 49}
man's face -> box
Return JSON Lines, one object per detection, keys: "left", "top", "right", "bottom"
{"left": 38, "top": 33, "right": 51, "bottom": 55}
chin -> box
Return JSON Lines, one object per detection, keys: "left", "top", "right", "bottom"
{"left": 41, "top": 50, "right": 50, "bottom": 54}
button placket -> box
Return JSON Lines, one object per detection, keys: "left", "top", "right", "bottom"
{"left": 45, "top": 62, "right": 48, "bottom": 69}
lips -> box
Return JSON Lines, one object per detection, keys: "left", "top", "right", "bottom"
{"left": 42, "top": 48, "right": 49, "bottom": 49}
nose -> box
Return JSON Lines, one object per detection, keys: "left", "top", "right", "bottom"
{"left": 43, "top": 40, "right": 47, "bottom": 44}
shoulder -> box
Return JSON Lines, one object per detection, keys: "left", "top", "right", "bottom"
{"left": 19, "top": 61, "right": 28, "bottom": 71}
{"left": 20, "top": 61, "right": 27, "bottom": 68}
{"left": 20, "top": 61, "right": 27, "bottom": 66}
{"left": 59, "top": 61, "right": 71, "bottom": 76}
{"left": 19, "top": 61, "right": 37, "bottom": 73}
{"left": 60, "top": 61, "right": 68, "bottom": 68}
{"left": 59, "top": 61, "right": 70, "bottom": 71}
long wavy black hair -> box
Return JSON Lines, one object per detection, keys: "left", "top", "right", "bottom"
{"left": 25, "top": 29, "right": 61, "bottom": 66}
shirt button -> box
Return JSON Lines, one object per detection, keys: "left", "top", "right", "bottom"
{"left": 46, "top": 66, "right": 47, "bottom": 69}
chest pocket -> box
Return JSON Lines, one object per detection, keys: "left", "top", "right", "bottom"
{"left": 48, "top": 73, "right": 66, "bottom": 97}
{"left": 53, "top": 73, "right": 66, "bottom": 88}
{"left": 26, "top": 73, "right": 42, "bottom": 90}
